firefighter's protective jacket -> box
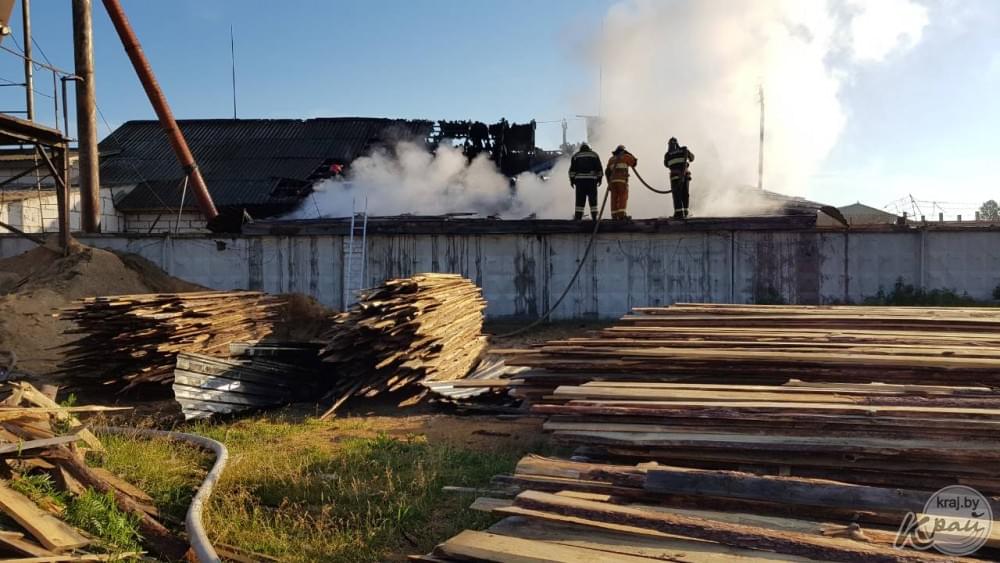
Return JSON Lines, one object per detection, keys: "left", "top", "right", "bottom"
{"left": 569, "top": 147, "right": 603, "bottom": 186}
{"left": 606, "top": 151, "right": 638, "bottom": 185}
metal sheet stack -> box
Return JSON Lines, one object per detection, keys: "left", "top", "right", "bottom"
{"left": 318, "top": 273, "right": 487, "bottom": 417}
{"left": 58, "top": 291, "right": 283, "bottom": 388}
{"left": 421, "top": 303, "right": 1000, "bottom": 561}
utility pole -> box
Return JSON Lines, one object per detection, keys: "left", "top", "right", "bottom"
{"left": 757, "top": 84, "right": 764, "bottom": 191}
{"left": 73, "top": 0, "right": 101, "bottom": 232}
{"left": 21, "top": 0, "right": 33, "bottom": 120}
{"left": 230, "top": 25, "right": 237, "bottom": 119}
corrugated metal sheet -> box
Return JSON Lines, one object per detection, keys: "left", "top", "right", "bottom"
{"left": 103, "top": 118, "right": 434, "bottom": 212}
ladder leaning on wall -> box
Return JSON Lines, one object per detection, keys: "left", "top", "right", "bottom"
{"left": 343, "top": 197, "right": 369, "bottom": 308}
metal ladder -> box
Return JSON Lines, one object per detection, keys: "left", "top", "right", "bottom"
{"left": 343, "top": 197, "right": 369, "bottom": 308}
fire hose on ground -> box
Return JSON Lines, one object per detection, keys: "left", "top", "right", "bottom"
{"left": 95, "top": 426, "right": 228, "bottom": 563}
{"left": 498, "top": 165, "right": 676, "bottom": 339}
{"left": 498, "top": 165, "right": 674, "bottom": 338}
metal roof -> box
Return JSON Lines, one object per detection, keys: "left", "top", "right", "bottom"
{"left": 102, "top": 118, "right": 434, "bottom": 212}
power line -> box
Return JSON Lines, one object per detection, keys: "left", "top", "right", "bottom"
{"left": 95, "top": 102, "right": 176, "bottom": 214}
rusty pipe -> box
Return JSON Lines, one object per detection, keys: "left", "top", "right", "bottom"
{"left": 100, "top": 0, "right": 218, "bottom": 220}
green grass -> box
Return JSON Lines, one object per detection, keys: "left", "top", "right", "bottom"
{"left": 862, "top": 277, "right": 999, "bottom": 307}
{"left": 94, "top": 414, "right": 549, "bottom": 562}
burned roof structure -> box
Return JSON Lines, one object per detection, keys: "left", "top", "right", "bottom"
{"left": 101, "top": 117, "right": 435, "bottom": 217}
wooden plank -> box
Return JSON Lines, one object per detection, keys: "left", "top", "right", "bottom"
{"left": 0, "top": 532, "right": 55, "bottom": 557}
{"left": 508, "top": 490, "right": 963, "bottom": 562}
{"left": 12, "top": 383, "right": 104, "bottom": 451}
{"left": 488, "top": 516, "right": 818, "bottom": 562}
{"left": 0, "top": 482, "right": 89, "bottom": 552}
{"left": 433, "top": 529, "right": 660, "bottom": 562}
{"left": 643, "top": 466, "right": 968, "bottom": 515}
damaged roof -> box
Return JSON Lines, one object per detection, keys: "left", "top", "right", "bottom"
{"left": 101, "top": 118, "right": 434, "bottom": 212}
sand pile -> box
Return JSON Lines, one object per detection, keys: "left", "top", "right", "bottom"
{"left": 0, "top": 238, "right": 203, "bottom": 375}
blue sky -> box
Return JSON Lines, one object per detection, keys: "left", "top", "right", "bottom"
{"left": 0, "top": 0, "right": 996, "bottom": 213}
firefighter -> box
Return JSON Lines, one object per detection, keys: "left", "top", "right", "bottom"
{"left": 568, "top": 143, "right": 603, "bottom": 220}
{"left": 605, "top": 145, "right": 637, "bottom": 220}
{"left": 664, "top": 137, "right": 695, "bottom": 218}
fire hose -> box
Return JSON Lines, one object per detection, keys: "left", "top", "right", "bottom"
{"left": 95, "top": 426, "right": 228, "bottom": 563}
{"left": 497, "top": 186, "right": 611, "bottom": 338}
{"left": 630, "top": 166, "right": 672, "bottom": 194}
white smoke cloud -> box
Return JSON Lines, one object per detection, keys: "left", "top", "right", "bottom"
{"left": 287, "top": 142, "right": 570, "bottom": 219}
{"left": 291, "top": 0, "right": 930, "bottom": 221}
{"left": 585, "top": 0, "right": 928, "bottom": 217}
{"left": 846, "top": 0, "right": 929, "bottom": 62}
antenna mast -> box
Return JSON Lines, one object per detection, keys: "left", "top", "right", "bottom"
{"left": 230, "top": 25, "right": 237, "bottom": 119}
{"left": 757, "top": 84, "right": 764, "bottom": 191}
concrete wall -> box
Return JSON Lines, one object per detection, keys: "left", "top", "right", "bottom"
{"left": 2, "top": 228, "right": 999, "bottom": 319}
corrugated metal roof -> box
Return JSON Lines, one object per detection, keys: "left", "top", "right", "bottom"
{"left": 103, "top": 118, "right": 434, "bottom": 212}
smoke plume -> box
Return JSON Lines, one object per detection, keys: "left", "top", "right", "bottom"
{"left": 585, "top": 0, "right": 928, "bottom": 217}
{"left": 291, "top": 0, "right": 928, "bottom": 220}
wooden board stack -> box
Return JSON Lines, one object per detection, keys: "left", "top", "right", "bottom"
{"left": 319, "top": 273, "right": 487, "bottom": 417}
{"left": 0, "top": 382, "right": 183, "bottom": 561}
{"left": 58, "top": 291, "right": 284, "bottom": 388}
{"left": 502, "top": 303, "right": 1000, "bottom": 399}
{"left": 420, "top": 304, "right": 1000, "bottom": 561}
{"left": 417, "top": 452, "right": 999, "bottom": 562}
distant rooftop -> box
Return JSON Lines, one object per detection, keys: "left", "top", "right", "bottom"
{"left": 100, "top": 118, "right": 434, "bottom": 214}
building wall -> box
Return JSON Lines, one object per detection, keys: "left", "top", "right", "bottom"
{"left": 1, "top": 229, "right": 998, "bottom": 318}
{"left": 0, "top": 188, "right": 126, "bottom": 233}
{"left": 123, "top": 211, "right": 208, "bottom": 234}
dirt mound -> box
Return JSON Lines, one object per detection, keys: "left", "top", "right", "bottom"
{"left": 271, "top": 292, "right": 334, "bottom": 341}
{"left": 0, "top": 239, "right": 205, "bottom": 376}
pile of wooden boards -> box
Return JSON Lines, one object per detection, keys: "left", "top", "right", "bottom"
{"left": 536, "top": 380, "right": 1000, "bottom": 494}
{"left": 0, "top": 381, "right": 185, "bottom": 561}
{"left": 421, "top": 380, "right": 1000, "bottom": 561}
{"left": 318, "top": 273, "right": 487, "bottom": 417}
{"left": 419, "top": 452, "right": 999, "bottom": 562}
{"left": 502, "top": 303, "right": 1000, "bottom": 399}
{"left": 420, "top": 303, "right": 1000, "bottom": 561}
{"left": 58, "top": 291, "right": 284, "bottom": 388}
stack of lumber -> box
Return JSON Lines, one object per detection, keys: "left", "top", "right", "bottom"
{"left": 534, "top": 380, "right": 1000, "bottom": 493}
{"left": 58, "top": 291, "right": 284, "bottom": 388}
{"left": 418, "top": 453, "right": 999, "bottom": 562}
{"left": 318, "top": 273, "right": 487, "bottom": 417}
{"left": 502, "top": 303, "right": 1000, "bottom": 398}
{"left": 0, "top": 381, "right": 186, "bottom": 561}
{"left": 422, "top": 304, "right": 1000, "bottom": 561}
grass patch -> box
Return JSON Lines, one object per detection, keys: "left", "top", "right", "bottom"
{"left": 97, "top": 414, "right": 549, "bottom": 562}
{"left": 64, "top": 490, "right": 143, "bottom": 553}
{"left": 91, "top": 432, "right": 210, "bottom": 523}
{"left": 864, "top": 278, "right": 991, "bottom": 306}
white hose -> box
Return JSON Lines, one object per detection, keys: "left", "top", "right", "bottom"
{"left": 95, "top": 426, "right": 228, "bottom": 563}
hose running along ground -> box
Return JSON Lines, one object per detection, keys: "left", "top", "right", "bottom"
{"left": 96, "top": 426, "right": 228, "bottom": 563}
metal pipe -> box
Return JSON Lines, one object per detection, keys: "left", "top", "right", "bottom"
{"left": 21, "top": 0, "right": 33, "bottom": 120}
{"left": 95, "top": 426, "right": 227, "bottom": 563}
{"left": 72, "top": 0, "right": 100, "bottom": 232}
{"left": 36, "top": 144, "right": 69, "bottom": 249}
{"left": 100, "top": 0, "right": 218, "bottom": 220}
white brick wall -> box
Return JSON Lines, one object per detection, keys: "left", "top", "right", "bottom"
{"left": 124, "top": 211, "right": 208, "bottom": 234}
{"left": 0, "top": 187, "right": 127, "bottom": 233}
